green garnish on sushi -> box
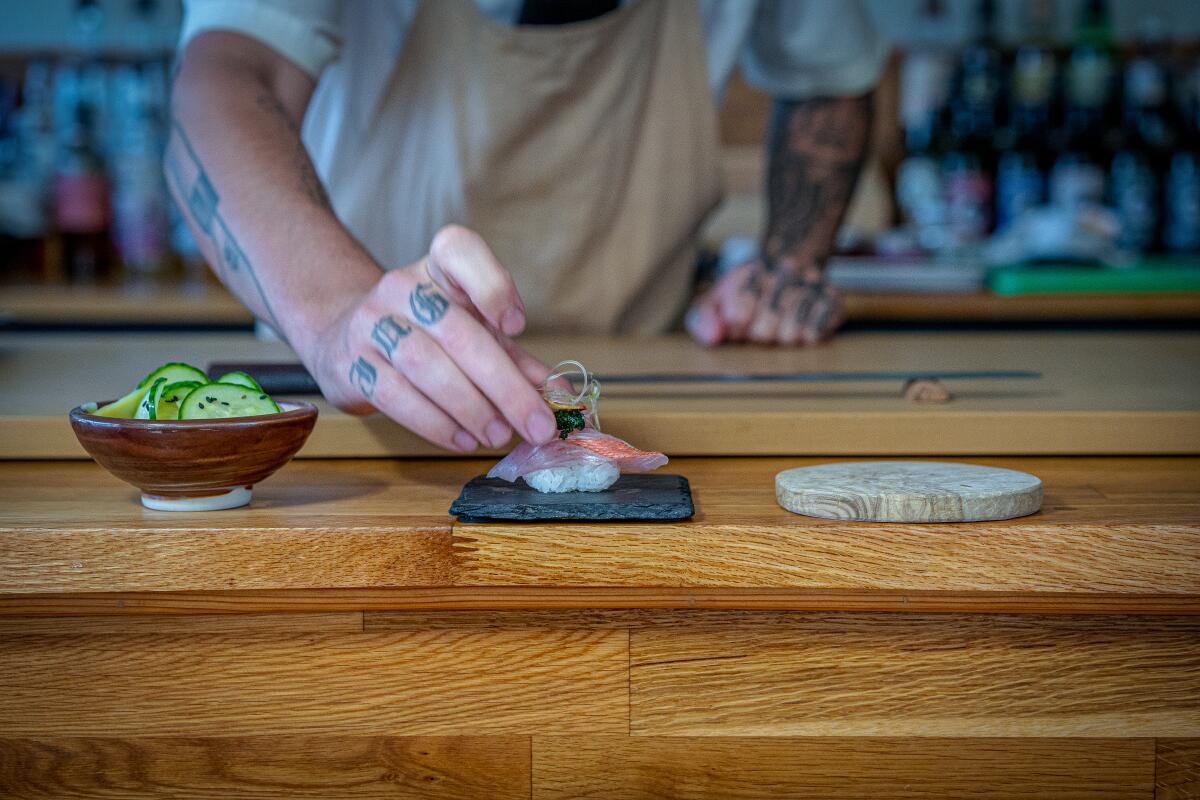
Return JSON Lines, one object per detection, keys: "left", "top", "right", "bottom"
{"left": 553, "top": 408, "right": 586, "bottom": 439}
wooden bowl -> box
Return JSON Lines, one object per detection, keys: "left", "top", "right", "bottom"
{"left": 68, "top": 400, "right": 318, "bottom": 511}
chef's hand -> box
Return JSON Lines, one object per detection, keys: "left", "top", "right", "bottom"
{"left": 309, "top": 225, "right": 559, "bottom": 453}
{"left": 686, "top": 260, "right": 844, "bottom": 347}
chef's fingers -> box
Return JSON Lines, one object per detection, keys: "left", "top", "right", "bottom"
{"left": 496, "top": 335, "right": 572, "bottom": 393}
{"left": 424, "top": 225, "right": 527, "bottom": 337}
{"left": 716, "top": 261, "right": 760, "bottom": 340}
{"left": 685, "top": 290, "right": 725, "bottom": 347}
{"left": 399, "top": 281, "right": 556, "bottom": 444}
{"left": 354, "top": 353, "right": 479, "bottom": 453}
{"left": 373, "top": 324, "right": 513, "bottom": 450}
{"left": 746, "top": 272, "right": 787, "bottom": 343}
{"left": 776, "top": 285, "right": 815, "bottom": 346}
{"left": 800, "top": 290, "right": 844, "bottom": 345}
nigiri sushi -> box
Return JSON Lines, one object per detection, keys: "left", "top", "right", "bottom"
{"left": 486, "top": 360, "right": 667, "bottom": 493}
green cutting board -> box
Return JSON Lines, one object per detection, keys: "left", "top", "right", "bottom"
{"left": 988, "top": 260, "right": 1200, "bottom": 295}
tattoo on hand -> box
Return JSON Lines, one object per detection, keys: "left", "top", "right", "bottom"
{"left": 349, "top": 356, "right": 378, "bottom": 398}
{"left": 409, "top": 282, "right": 449, "bottom": 326}
{"left": 253, "top": 90, "right": 332, "bottom": 210}
{"left": 740, "top": 265, "right": 839, "bottom": 330}
{"left": 371, "top": 314, "right": 412, "bottom": 360}
{"left": 763, "top": 94, "right": 872, "bottom": 273}
{"left": 164, "top": 119, "right": 280, "bottom": 329}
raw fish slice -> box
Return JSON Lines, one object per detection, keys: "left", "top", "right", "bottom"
{"left": 567, "top": 430, "right": 668, "bottom": 472}
{"left": 486, "top": 431, "right": 666, "bottom": 486}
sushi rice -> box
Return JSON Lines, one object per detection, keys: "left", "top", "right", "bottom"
{"left": 524, "top": 461, "right": 621, "bottom": 493}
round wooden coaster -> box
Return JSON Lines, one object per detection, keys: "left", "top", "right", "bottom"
{"left": 775, "top": 461, "right": 1043, "bottom": 523}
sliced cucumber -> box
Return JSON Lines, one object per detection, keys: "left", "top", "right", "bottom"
{"left": 135, "top": 378, "right": 168, "bottom": 419}
{"left": 98, "top": 362, "right": 208, "bottom": 418}
{"left": 216, "top": 371, "right": 264, "bottom": 392}
{"left": 155, "top": 380, "right": 203, "bottom": 421}
{"left": 94, "top": 383, "right": 151, "bottom": 417}
{"left": 179, "top": 382, "right": 282, "bottom": 420}
{"left": 137, "top": 362, "right": 207, "bottom": 390}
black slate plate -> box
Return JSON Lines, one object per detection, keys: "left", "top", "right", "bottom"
{"left": 450, "top": 474, "right": 693, "bottom": 522}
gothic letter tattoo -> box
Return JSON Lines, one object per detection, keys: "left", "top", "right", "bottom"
{"left": 409, "top": 282, "right": 450, "bottom": 326}
{"left": 371, "top": 314, "right": 411, "bottom": 360}
{"left": 349, "top": 356, "right": 378, "bottom": 398}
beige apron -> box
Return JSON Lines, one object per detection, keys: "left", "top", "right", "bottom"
{"left": 317, "top": 0, "right": 723, "bottom": 334}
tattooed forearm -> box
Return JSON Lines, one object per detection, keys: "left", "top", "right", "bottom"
{"left": 253, "top": 89, "right": 331, "bottom": 209}
{"left": 409, "top": 282, "right": 449, "bottom": 326}
{"left": 164, "top": 119, "right": 281, "bottom": 329}
{"left": 371, "top": 314, "right": 411, "bottom": 360}
{"left": 349, "top": 356, "right": 377, "bottom": 398}
{"left": 762, "top": 94, "right": 872, "bottom": 272}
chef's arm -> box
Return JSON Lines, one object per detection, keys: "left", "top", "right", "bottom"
{"left": 167, "top": 31, "right": 365, "bottom": 350}
{"left": 762, "top": 93, "right": 872, "bottom": 276}
{"left": 167, "top": 31, "right": 558, "bottom": 450}
{"left": 686, "top": 92, "right": 872, "bottom": 346}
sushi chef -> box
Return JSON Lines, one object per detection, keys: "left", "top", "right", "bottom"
{"left": 168, "top": 0, "right": 884, "bottom": 451}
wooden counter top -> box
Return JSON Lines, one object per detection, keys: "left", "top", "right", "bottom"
{"left": 5, "top": 282, "right": 1196, "bottom": 327}
{"left": 2, "top": 331, "right": 1199, "bottom": 458}
{"left": 2, "top": 456, "right": 1197, "bottom": 615}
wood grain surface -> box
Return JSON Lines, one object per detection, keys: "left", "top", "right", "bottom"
{"left": 1, "top": 458, "right": 1197, "bottom": 611}
{"left": 532, "top": 736, "right": 1154, "bottom": 799}
{"left": 0, "top": 625, "right": 627, "bottom": 736}
{"left": 1157, "top": 739, "right": 1200, "bottom": 800}
{"left": 629, "top": 613, "right": 1200, "bottom": 737}
{"left": 5, "top": 588, "right": 1198, "bottom": 616}
{"left": 3, "top": 332, "right": 1198, "bottom": 458}
{"left": 0, "top": 736, "right": 529, "bottom": 800}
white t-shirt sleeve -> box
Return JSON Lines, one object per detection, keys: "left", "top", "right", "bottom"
{"left": 741, "top": 0, "right": 887, "bottom": 99}
{"left": 179, "top": 0, "right": 343, "bottom": 78}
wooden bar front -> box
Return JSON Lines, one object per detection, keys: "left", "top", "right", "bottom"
{"left": 2, "top": 331, "right": 1198, "bottom": 796}
{"left": 1, "top": 453, "right": 1198, "bottom": 797}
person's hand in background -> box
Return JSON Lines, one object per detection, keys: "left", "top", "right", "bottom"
{"left": 686, "top": 259, "right": 843, "bottom": 346}
{"left": 687, "top": 93, "right": 870, "bottom": 347}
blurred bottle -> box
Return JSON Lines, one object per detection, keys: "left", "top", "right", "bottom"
{"left": 1050, "top": 0, "right": 1114, "bottom": 214}
{"left": 1109, "top": 17, "right": 1174, "bottom": 254}
{"left": 1121, "top": 17, "right": 1175, "bottom": 157}
{"left": 896, "top": 0, "right": 953, "bottom": 248}
{"left": 1010, "top": 0, "right": 1057, "bottom": 138}
{"left": 0, "top": 65, "right": 56, "bottom": 283}
{"left": 110, "top": 67, "right": 172, "bottom": 281}
{"left": 54, "top": 102, "right": 114, "bottom": 283}
{"left": 940, "top": 0, "right": 1001, "bottom": 242}
{"left": 1063, "top": 0, "right": 1116, "bottom": 151}
{"left": 995, "top": 150, "right": 1044, "bottom": 231}
{"left": 948, "top": 0, "right": 1003, "bottom": 150}
{"left": 899, "top": 0, "right": 954, "bottom": 148}
{"left": 995, "top": 0, "right": 1057, "bottom": 231}
{"left": 1165, "top": 61, "right": 1200, "bottom": 254}
{"left": 942, "top": 133, "right": 992, "bottom": 243}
